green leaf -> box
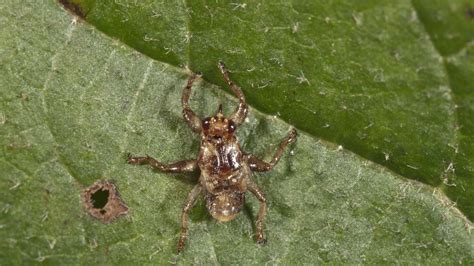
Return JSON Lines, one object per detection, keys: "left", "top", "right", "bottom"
{"left": 70, "top": 0, "right": 474, "bottom": 221}
{"left": 0, "top": 0, "right": 472, "bottom": 264}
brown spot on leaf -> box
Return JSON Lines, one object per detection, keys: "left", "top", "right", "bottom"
{"left": 58, "top": 0, "right": 86, "bottom": 19}
{"left": 467, "top": 7, "right": 474, "bottom": 19}
{"left": 81, "top": 180, "right": 128, "bottom": 224}
{"left": 18, "top": 92, "right": 29, "bottom": 101}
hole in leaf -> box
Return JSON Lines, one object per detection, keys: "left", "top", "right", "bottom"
{"left": 82, "top": 180, "right": 129, "bottom": 224}
{"left": 91, "top": 189, "right": 109, "bottom": 209}
{"left": 58, "top": 0, "right": 86, "bottom": 19}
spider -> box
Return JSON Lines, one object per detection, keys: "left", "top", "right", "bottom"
{"left": 127, "top": 61, "right": 297, "bottom": 252}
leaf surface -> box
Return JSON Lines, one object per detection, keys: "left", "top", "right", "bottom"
{"left": 72, "top": 0, "right": 474, "bottom": 220}
{"left": 0, "top": 1, "right": 473, "bottom": 264}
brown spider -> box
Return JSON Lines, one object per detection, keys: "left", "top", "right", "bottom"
{"left": 127, "top": 61, "right": 297, "bottom": 252}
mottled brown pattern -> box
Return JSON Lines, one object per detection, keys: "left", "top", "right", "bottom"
{"left": 127, "top": 62, "right": 297, "bottom": 252}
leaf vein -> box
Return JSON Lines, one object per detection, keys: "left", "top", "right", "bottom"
{"left": 39, "top": 17, "right": 80, "bottom": 183}
{"left": 121, "top": 60, "right": 158, "bottom": 153}
{"left": 78, "top": 49, "right": 117, "bottom": 125}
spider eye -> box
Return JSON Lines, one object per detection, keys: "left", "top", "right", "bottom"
{"left": 203, "top": 119, "right": 211, "bottom": 130}
{"left": 228, "top": 121, "right": 236, "bottom": 133}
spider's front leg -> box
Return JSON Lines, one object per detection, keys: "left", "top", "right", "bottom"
{"left": 247, "top": 128, "right": 297, "bottom": 172}
{"left": 127, "top": 155, "right": 197, "bottom": 173}
{"left": 181, "top": 73, "right": 203, "bottom": 133}
{"left": 218, "top": 61, "right": 248, "bottom": 126}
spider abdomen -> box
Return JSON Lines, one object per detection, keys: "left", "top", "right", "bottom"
{"left": 205, "top": 192, "right": 245, "bottom": 222}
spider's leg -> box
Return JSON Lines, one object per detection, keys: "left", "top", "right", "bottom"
{"left": 127, "top": 155, "right": 197, "bottom": 173}
{"left": 247, "top": 128, "right": 297, "bottom": 172}
{"left": 247, "top": 181, "right": 267, "bottom": 244}
{"left": 178, "top": 184, "right": 203, "bottom": 252}
{"left": 218, "top": 61, "right": 248, "bottom": 126}
{"left": 182, "top": 73, "right": 203, "bottom": 133}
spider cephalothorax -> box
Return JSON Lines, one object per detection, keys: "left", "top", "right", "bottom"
{"left": 202, "top": 105, "right": 236, "bottom": 143}
{"left": 128, "top": 61, "right": 297, "bottom": 252}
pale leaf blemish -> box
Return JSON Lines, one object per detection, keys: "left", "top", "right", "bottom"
{"left": 184, "top": 31, "right": 192, "bottom": 43}
{"left": 364, "top": 122, "right": 374, "bottom": 130}
{"left": 288, "top": 71, "right": 310, "bottom": 85}
{"left": 151, "top": 10, "right": 162, "bottom": 18}
{"left": 47, "top": 238, "right": 57, "bottom": 250}
{"left": 34, "top": 252, "right": 46, "bottom": 262}
{"left": 352, "top": 12, "right": 363, "bottom": 26}
{"left": 270, "top": 57, "right": 283, "bottom": 67}
{"left": 164, "top": 47, "right": 174, "bottom": 54}
{"left": 292, "top": 22, "right": 299, "bottom": 33}
{"left": 230, "top": 2, "right": 247, "bottom": 11}
{"left": 296, "top": 71, "right": 310, "bottom": 85}
{"left": 89, "top": 238, "right": 98, "bottom": 250}
{"left": 143, "top": 34, "right": 159, "bottom": 42}
{"left": 257, "top": 80, "right": 271, "bottom": 89}
{"left": 444, "top": 162, "right": 455, "bottom": 174}
{"left": 9, "top": 179, "right": 21, "bottom": 190}
{"left": 447, "top": 143, "right": 459, "bottom": 153}
{"left": 0, "top": 113, "right": 7, "bottom": 125}
{"left": 226, "top": 48, "right": 245, "bottom": 55}
{"left": 205, "top": 5, "right": 215, "bottom": 21}
{"left": 410, "top": 10, "right": 418, "bottom": 22}
{"left": 442, "top": 178, "right": 457, "bottom": 187}
{"left": 2, "top": 204, "right": 11, "bottom": 214}
{"left": 149, "top": 247, "right": 162, "bottom": 261}
{"left": 41, "top": 211, "right": 49, "bottom": 222}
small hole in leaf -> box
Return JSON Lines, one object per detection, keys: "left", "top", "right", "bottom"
{"left": 82, "top": 180, "right": 129, "bottom": 224}
{"left": 91, "top": 189, "right": 109, "bottom": 209}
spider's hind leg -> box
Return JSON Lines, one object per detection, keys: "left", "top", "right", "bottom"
{"left": 247, "top": 181, "right": 267, "bottom": 244}
{"left": 177, "top": 184, "right": 203, "bottom": 252}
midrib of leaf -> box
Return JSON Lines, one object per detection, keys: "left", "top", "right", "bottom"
{"left": 409, "top": 0, "right": 460, "bottom": 189}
